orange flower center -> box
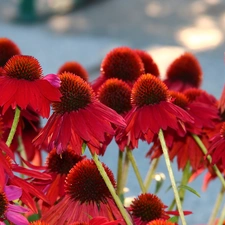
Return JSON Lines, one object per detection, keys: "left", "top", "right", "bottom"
{"left": 147, "top": 219, "right": 175, "bottom": 225}
{"left": 130, "top": 193, "right": 164, "bottom": 222}
{"left": 4, "top": 55, "right": 42, "bottom": 81}
{"left": 169, "top": 91, "right": 189, "bottom": 109}
{"left": 0, "top": 192, "right": 8, "bottom": 217}
{"left": 47, "top": 148, "right": 84, "bottom": 175}
{"left": 98, "top": 78, "right": 132, "bottom": 114}
{"left": 131, "top": 74, "right": 169, "bottom": 107}
{"left": 100, "top": 47, "right": 144, "bottom": 82}
{"left": 65, "top": 159, "right": 116, "bottom": 204}
{"left": 30, "top": 221, "right": 49, "bottom": 225}
{"left": 220, "top": 123, "right": 225, "bottom": 137}
{"left": 52, "top": 73, "right": 94, "bottom": 114}
{"left": 184, "top": 88, "right": 203, "bottom": 102}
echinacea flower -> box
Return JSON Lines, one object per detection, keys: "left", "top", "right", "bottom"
{"left": 147, "top": 89, "right": 219, "bottom": 170}
{"left": 0, "top": 37, "right": 21, "bottom": 67}
{"left": 0, "top": 176, "right": 29, "bottom": 225}
{"left": 208, "top": 122, "right": 225, "bottom": 168}
{"left": 0, "top": 55, "right": 61, "bottom": 118}
{"left": 146, "top": 219, "right": 176, "bottom": 225}
{"left": 164, "top": 52, "right": 202, "bottom": 92}
{"left": 41, "top": 159, "right": 126, "bottom": 224}
{"left": 33, "top": 147, "right": 85, "bottom": 211}
{"left": 116, "top": 74, "right": 193, "bottom": 150}
{"left": 97, "top": 78, "right": 132, "bottom": 116}
{"left": 218, "top": 85, "right": 225, "bottom": 115}
{"left": 92, "top": 47, "right": 144, "bottom": 92}
{"left": 134, "top": 49, "right": 159, "bottom": 77}
{"left": 57, "top": 61, "right": 89, "bottom": 81}
{"left": 33, "top": 72, "right": 126, "bottom": 155}
{"left": 129, "top": 193, "right": 184, "bottom": 225}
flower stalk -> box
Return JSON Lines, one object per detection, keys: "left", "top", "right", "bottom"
{"left": 126, "top": 147, "right": 147, "bottom": 193}
{"left": 6, "top": 107, "right": 21, "bottom": 147}
{"left": 91, "top": 152, "right": 133, "bottom": 225}
{"left": 192, "top": 134, "right": 225, "bottom": 189}
{"left": 116, "top": 150, "right": 124, "bottom": 198}
{"left": 158, "top": 129, "right": 187, "bottom": 225}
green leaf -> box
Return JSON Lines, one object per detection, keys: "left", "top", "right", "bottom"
{"left": 178, "top": 185, "right": 201, "bottom": 198}
{"left": 168, "top": 216, "right": 179, "bottom": 223}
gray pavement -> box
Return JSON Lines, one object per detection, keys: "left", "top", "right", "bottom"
{"left": 1, "top": 0, "right": 225, "bottom": 224}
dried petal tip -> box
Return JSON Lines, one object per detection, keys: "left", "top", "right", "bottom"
{"left": 65, "top": 159, "right": 116, "bottom": 203}
{"left": 0, "top": 192, "right": 8, "bottom": 217}
{"left": 147, "top": 219, "right": 175, "bottom": 225}
{"left": 130, "top": 193, "right": 166, "bottom": 223}
{"left": 47, "top": 148, "right": 85, "bottom": 175}
{"left": 58, "top": 61, "right": 89, "bottom": 81}
{"left": 101, "top": 46, "right": 145, "bottom": 82}
{"left": 98, "top": 78, "right": 132, "bottom": 114}
{"left": 52, "top": 72, "right": 94, "bottom": 114}
{"left": 135, "top": 49, "right": 160, "bottom": 77}
{"left": 4, "top": 55, "right": 43, "bottom": 81}
{"left": 132, "top": 74, "right": 169, "bottom": 107}
{"left": 166, "top": 52, "right": 202, "bottom": 88}
{"left": 0, "top": 37, "right": 21, "bottom": 67}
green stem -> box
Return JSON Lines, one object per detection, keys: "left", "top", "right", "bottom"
{"left": 6, "top": 107, "right": 21, "bottom": 147}
{"left": 116, "top": 150, "right": 124, "bottom": 197}
{"left": 144, "top": 158, "right": 160, "bottom": 191}
{"left": 91, "top": 152, "right": 133, "bottom": 225}
{"left": 217, "top": 203, "right": 225, "bottom": 225}
{"left": 192, "top": 134, "right": 225, "bottom": 189}
{"left": 126, "top": 148, "right": 146, "bottom": 193}
{"left": 208, "top": 187, "right": 225, "bottom": 225}
{"left": 158, "top": 129, "right": 187, "bottom": 225}
{"left": 121, "top": 149, "right": 130, "bottom": 192}
{"left": 168, "top": 162, "right": 191, "bottom": 211}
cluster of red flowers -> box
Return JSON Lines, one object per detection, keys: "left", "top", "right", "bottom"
{"left": 0, "top": 37, "right": 224, "bottom": 225}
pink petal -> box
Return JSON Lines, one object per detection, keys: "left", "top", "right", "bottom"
{"left": 5, "top": 185, "right": 22, "bottom": 200}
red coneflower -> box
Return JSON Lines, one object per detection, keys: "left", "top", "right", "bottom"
{"left": 116, "top": 74, "right": 193, "bottom": 150}
{"left": 92, "top": 47, "right": 144, "bottom": 92}
{"left": 218, "top": 85, "right": 225, "bottom": 115}
{"left": 164, "top": 52, "right": 202, "bottom": 92}
{"left": 33, "top": 147, "right": 85, "bottom": 211}
{"left": 147, "top": 90, "right": 219, "bottom": 170}
{"left": 146, "top": 219, "right": 176, "bottom": 225}
{"left": 97, "top": 78, "right": 132, "bottom": 116}
{"left": 41, "top": 159, "right": 125, "bottom": 224}
{"left": 57, "top": 61, "right": 89, "bottom": 81}
{"left": 0, "top": 55, "right": 61, "bottom": 118}
{"left": 129, "top": 193, "right": 180, "bottom": 225}
{"left": 134, "top": 49, "right": 159, "bottom": 77}
{"left": 209, "top": 122, "right": 225, "bottom": 169}
{"left": 0, "top": 37, "right": 21, "bottom": 67}
{"left": 33, "top": 72, "right": 126, "bottom": 155}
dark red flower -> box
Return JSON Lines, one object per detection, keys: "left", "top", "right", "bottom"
{"left": 134, "top": 49, "right": 159, "bottom": 77}
{"left": 41, "top": 159, "right": 126, "bottom": 224}
{"left": 33, "top": 147, "right": 85, "bottom": 211}
{"left": 97, "top": 78, "right": 132, "bottom": 115}
{"left": 0, "top": 55, "right": 61, "bottom": 118}
{"left": 92, "top": 47, "right": 144, "bottom": 92}
{"left": 129, "top": 193, "right": 186, "bottom": 225}
{"left": 33, "top": 72, "right": 126, "bottom": 155}
{"left": 58, "top": 61, "right": 89, "bottom": 81}
{"left": 0, "top": 37, "right": 21, "bottom": 67}
{"left": 116, "top": 74, "right": 193, "bottom": 150}
{"left": 164, "top": 52, "right": 202, "bottom": 92}
{"left": 218, "top": 85, "right": 225, "bottom": 115}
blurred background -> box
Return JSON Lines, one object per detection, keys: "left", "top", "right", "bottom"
{"left": 1, "top": 0, "right": 225, "bottom": 224}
